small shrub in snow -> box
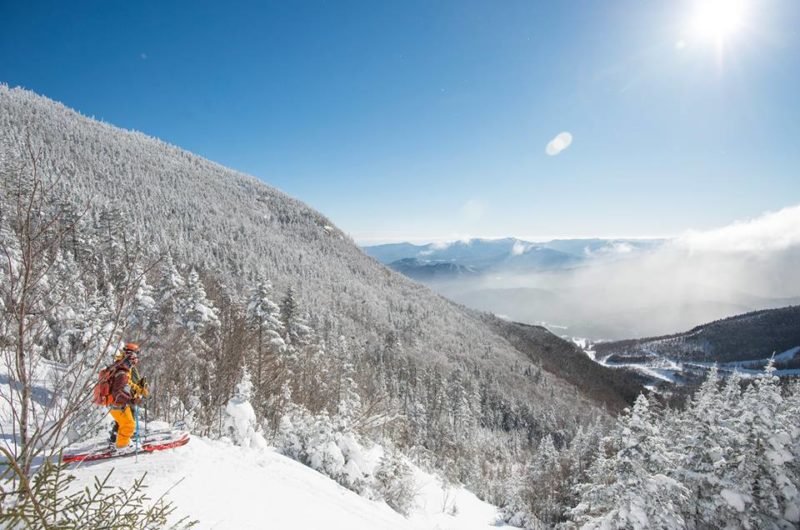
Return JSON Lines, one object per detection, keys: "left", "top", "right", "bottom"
{"left": 502, "top": 494, "right": 544, "bottom": 530}
{"left": 278, "top": 403, "right": 422, "bottom": 516}
{"left": 374, "top": 449, "right": 416, "bottom": 516}
{"left": 277, "top": 404, "right": 373, "bottom": 494}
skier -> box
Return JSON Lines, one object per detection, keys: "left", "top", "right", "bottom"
{"left": 108, "top": 343, "right": 149, "bottom": 451}
{"left": 65, "top": 342, "right": 188, "bottom": 463}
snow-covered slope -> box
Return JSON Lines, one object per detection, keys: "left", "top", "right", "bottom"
{"left": 0, "top": 359, "right": 513, "bottom": 530}
{"left": 67, "top": 436, "right": 513, "bottom": 530}
{"left": 0, "top": 84, "right": 603, "bottom": 426}
{"left": 0, "top": 85, "right": 607, "bottom": 527}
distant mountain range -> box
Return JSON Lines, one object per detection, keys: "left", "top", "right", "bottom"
{"left": 363, "top": 237, "right": 800, "bottom": 341}
{"left": 363, "top": 237, "right": 664, "bottom": 280}
{"left": 388, "top": 258, "right": 479, "bottom": 281}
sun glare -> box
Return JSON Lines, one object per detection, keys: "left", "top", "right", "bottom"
{"left": 691, "top": 0, "right": 746, "bottom": 41}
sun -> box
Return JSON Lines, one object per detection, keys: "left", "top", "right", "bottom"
{"left": 691, "top": 0, "right": 746, "bottom": 42}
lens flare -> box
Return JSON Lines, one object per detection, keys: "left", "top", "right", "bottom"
{"left": 692, "top": 0, "right": 746, "bottom": 41}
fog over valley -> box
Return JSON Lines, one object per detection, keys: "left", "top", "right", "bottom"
{"left": 365, "top": 205, "right": 800, "bottom": 340}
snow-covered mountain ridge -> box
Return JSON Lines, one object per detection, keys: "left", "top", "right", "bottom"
{"left": 0, "top": 85, "right": 623, "bottom": 526}
{"left": 594, "top": 305, "right": 800, "bottom": 364}
{"left": 0, "top": 84, "right": 602, "bottom": 413}
{"left": 364, "top": 238, "right": 662, "bottom": 277}
{"left": 366, "top": 235, "right": 800, "bottom": 341}
{"left": 586, "top": 305, "right": 800, "bottom": 390}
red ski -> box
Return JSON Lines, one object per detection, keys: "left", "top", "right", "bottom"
{"left": 62, "top": 433, "right": 189, "bottom": 463}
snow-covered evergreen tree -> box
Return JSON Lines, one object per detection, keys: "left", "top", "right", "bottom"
{"left": 567, "top": 366, "right": 800, "bottom": 529}
{"left": 223, "top": 367, "right": 267, "bottom": 449}
{"left": 155, "top": 253, "right": 186, "bottom": 328}
{"left": 181, "top": 268, "right": 219, "bottom": 335}
{"left": 245, "top": 277, "right": 286, "bottom": 410}
{"left": 374, "top": 448, "right": 416, "bottom": 516}
{"left": 572, "top": 394, "right": 689, "bottom": 529}
{"left": 335, "top": 335, "right": 362, "bottom": 428}
{"left": 129, "top": 264, "right": 157, "bottom": 334}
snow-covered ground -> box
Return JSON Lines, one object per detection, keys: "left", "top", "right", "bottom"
{"left": 66, "top": 435, "right": 513, "bottom": 530}
{"left": 1, "top": 360, "right": 514, "bottom": 529}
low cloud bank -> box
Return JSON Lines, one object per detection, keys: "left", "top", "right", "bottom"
{"left": 677, "top": 204, "right": 800, "bottom": 253}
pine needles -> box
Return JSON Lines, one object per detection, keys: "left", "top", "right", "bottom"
{"left": 0, "top": 457, "right": 197, "bottom": 530}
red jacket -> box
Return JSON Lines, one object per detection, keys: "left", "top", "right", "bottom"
{"left": 111, "top": 365, "right": 133, "bottom": 407}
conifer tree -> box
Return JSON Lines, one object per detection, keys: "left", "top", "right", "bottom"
{"left": 572, "top": 395, "right": 689, "bottom": 529}
{"left": 129, "top": 264, "right": 157, "bottom": 335}
{"left": 245, "top": 278, "right": 285, "bottom": 396}
{"left": 155, "top": 253, "right": 186, "bottom": 326}
{"left": 334, "top": 335, "right": 362, "bottom": 427}
{"left": 181, "top": 268, "right": 219, "bottom": 335}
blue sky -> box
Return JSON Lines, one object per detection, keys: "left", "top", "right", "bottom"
{"left": 2, "top": 0, "right": 799, "bottom": 243}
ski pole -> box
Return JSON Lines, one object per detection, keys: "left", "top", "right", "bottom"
{"left": 133, "top": 405, "right": 140, "bottom": 462}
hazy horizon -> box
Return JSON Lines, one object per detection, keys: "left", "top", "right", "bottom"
{"left": 356, "top": 233, "right": 672, "bottom": 247}
{"left": 367, "top": 203, "right": 800, "bottom": 339}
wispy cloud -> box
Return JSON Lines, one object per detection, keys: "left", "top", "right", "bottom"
{"left": 545, "top": 132, "right": 573, "bottom": 156}
{"left": 583, "top": 241, "right": 634, "bottom": 257}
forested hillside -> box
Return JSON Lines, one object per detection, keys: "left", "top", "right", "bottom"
{"left": 0, "top": 86, "right": 616, "bottom": 516}
{"left": 594, "top": 305, "right": 800, "bottom": 364}
{"left": 484, "top": 318, "right": 646, "bottom": 411}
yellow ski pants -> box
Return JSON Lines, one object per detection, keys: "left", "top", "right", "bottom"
{"left": 109, "top": 406, "right": 136, "bottom": 448}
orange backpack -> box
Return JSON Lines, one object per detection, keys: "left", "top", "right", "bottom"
{"left": 92, "top": 366, "right": 116, "bottom": 406}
